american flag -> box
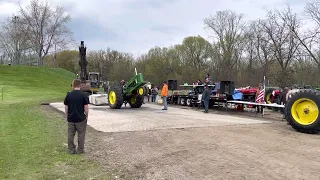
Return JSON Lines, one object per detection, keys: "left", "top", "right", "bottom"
{"left": 255, "top": 76, "right": 266, "bottom": 104}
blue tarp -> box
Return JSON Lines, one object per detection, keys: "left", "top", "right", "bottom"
{"left": 232, "top": 90, "right": 243, "bottom": 100}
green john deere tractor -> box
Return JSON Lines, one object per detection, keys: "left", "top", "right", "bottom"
{"left": 108, "top": 69, "right": 149, "bottom": 109}
{"left": 285, "top": 89, "right": 320, "bottom": 134}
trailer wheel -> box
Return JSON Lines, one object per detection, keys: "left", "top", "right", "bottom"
{"left": 108, "top": 85, "right": 123, "bottom": 109}
{"left": 285, "top": 89, "right": 320, "bottom": 134}
{"left": 186, "top": 98, "right": 192, "bottom": 107}
{"left": 129, "top": 95, "right": 144, "bottom": 108}
{"left": 180, "top": 98, "right": 186, "bottom": 106}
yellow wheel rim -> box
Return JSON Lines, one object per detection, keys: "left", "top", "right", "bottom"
{"left": 138, "top": 87, "right": 144, "bottom": 95}
{"left": 291, "top": 98, "right": 319, "bottom": 125}
{"left": 130, "top": 97, "right": 136, "bottom": 104}
{"left": 266, "top": 93, "right": 272, "bottom": 104}
{"left": 109, "top": 91, "right": 116, "bottom": 105}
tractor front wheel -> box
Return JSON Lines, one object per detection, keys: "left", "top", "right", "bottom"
{"left": 129, "top": 95, "right": 144, "bottom": 108}
{"left": 285, "top": 89, "right": 320, "bottom": 134}
{"left": 138, "top": 86, "right": 147, "bottom": 96}
{"left": 108, "top": 85, "right": 124, "bottom": 109}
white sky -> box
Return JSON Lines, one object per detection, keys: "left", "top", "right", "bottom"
{"left": 0, "top": 0, "right": 312, "bottom": 55}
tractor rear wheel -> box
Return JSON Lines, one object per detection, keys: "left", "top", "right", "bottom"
{"left": 129, "top": 95, "right": 144, "bottom": 108}
{"left": 108, "top": 85, "right": 123, "bottom": 109}
{"left": 285, "top": 89, "right": 320, "bottom": 134}
{"left": 265, "top": 88, "right": 275, "bottom": 109}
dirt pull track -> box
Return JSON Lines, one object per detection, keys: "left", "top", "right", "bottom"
{"left": 47, "top": 104, "right": 320, "bottom": 180}
{"left": 85, "top": 120, "right": 320, "bottom": 180}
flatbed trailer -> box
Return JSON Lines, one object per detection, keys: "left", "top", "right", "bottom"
{"left": 168, "top": 93, "right": 229, "bottom": 107}
{"left": 167, "top": 81, "right": 235, "bottom": 108}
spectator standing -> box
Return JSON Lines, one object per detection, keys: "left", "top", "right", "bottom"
{"left": 161, "top": 81, "right": 168, "bottom": 110}
{"left": 64, "top": 79, "right": 89, "bottom": 154}
{"left": 202, "top": 84, "right": 211, "bottom": 113}
{"left": 147, "top": 84, "right": 151, "bottom": 102}
{"left": 280, "top": 87, "right": 289, "bottom": 119}
{"left": 151, "top": 86, "right": 158, "bottom": 102}
{"left": 256, "top": 83, "right": 263, "bottom": 113}
{"left": 205, "top": 74, "right": 210, "bottom": 84}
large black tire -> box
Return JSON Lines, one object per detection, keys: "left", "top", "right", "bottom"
{"left": 108, "top": 85, "right": 124, "bottom": 109}
{"left": 285, "top": 89, "right": 320, "bottom": 134}
{"left": 265, "top": 88, "right": 275, "bottom": 104}
{"left": 129, "top": 95, "right": 144, "bottom": 108}
{"left": 265, "top": 88, "right": 279, "bottom": 110}
{"left": 138, "top": 86, "right": 147, "bottom": 96}
{"left": 144, "top": 86, "right": 149, "bottom": 96}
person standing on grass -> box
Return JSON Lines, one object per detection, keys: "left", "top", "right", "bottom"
{"left": 64, "top": 79, "right": 89, "bottom": 154}
{"left": 202, "top": 84, "right": 211, "bottom": 113}
{"left": 161, "top": 81, "right": 168, "bottom": 110}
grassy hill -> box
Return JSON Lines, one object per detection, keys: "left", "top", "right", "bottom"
{"left": 0, "top": 65, "right": 112, "bottom": 180}
{"left": 0, "top": 65, "right": 75, "bottom": 103}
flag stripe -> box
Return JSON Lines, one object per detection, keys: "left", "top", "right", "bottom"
{"left": 255, "top": 76, "right": 266, "bottom": 104}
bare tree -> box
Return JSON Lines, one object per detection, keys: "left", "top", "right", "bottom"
{"left": 306, "top": 0, "right": 320, "bottom": 26}
{"left": 0, "top": 16, "right": 30, "bottom": 65}
{"left": 286, "top": 0, "right": 320, "bottom": 70}
{"left": 204, "top": 10, "right": 245, "bottom": 81}
{"left": 261, "top": 6, "right": 301, "bottom": 87}
{"left": 242, "top": 22, "right": 258, "bottom": 85}
{"left": 250, "top": 20, "right": 276, "bottom": 78}
{"left": 18, "top": 0, "right": 73, "bottom": 66}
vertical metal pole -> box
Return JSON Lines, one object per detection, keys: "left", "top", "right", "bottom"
{"left": 2, "top": 87, "right": 3, "bottom": 101}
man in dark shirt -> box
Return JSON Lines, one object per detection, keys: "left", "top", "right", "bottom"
{"left": 64, "top": 79, "right": 90, "bottom": 154}
{"left": 202, "top": 84, "right": 211, "bottom": 113}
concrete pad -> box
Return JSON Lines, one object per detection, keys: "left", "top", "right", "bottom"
{"left": 89, "top": 94, "right": 108, "bottom": 105}
{"left": 49, "top": 103, "right": 271, "bottom": 133}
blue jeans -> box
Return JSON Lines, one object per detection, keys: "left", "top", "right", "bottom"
{"left": 162, "top": 96, "right": 168, "bottom": 109}
{"left": 152, "top": 94, "right": 157, "bottom": 102}
{"left": 203, "top": 99, "right": 209, "bottom": 112}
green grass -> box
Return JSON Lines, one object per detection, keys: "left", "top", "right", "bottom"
{"left": 0, "top": 65, "right": 75, "bottom": 103}
{"left": 0, "top": 65, "right": 112, "bottom": 180}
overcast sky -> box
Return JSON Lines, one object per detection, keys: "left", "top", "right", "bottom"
{"left": 0, "top": 0, "right": 310, "bottom": 55}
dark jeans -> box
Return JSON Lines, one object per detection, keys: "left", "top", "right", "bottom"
{"left": 256, "top": 106, "right": 263, "bottom": 113}
{"left": 203, "top": 99, "right": 209, "bottom": 112}
{"left": 151, "top": 94, "right": 157, "bottom": 102}
{"left": 68, "top": 120, "right": 87, "bottom": 153}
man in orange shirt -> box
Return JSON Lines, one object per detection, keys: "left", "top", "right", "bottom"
{"left": 161, "top": 81, "right": 169, "bottom": 110}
